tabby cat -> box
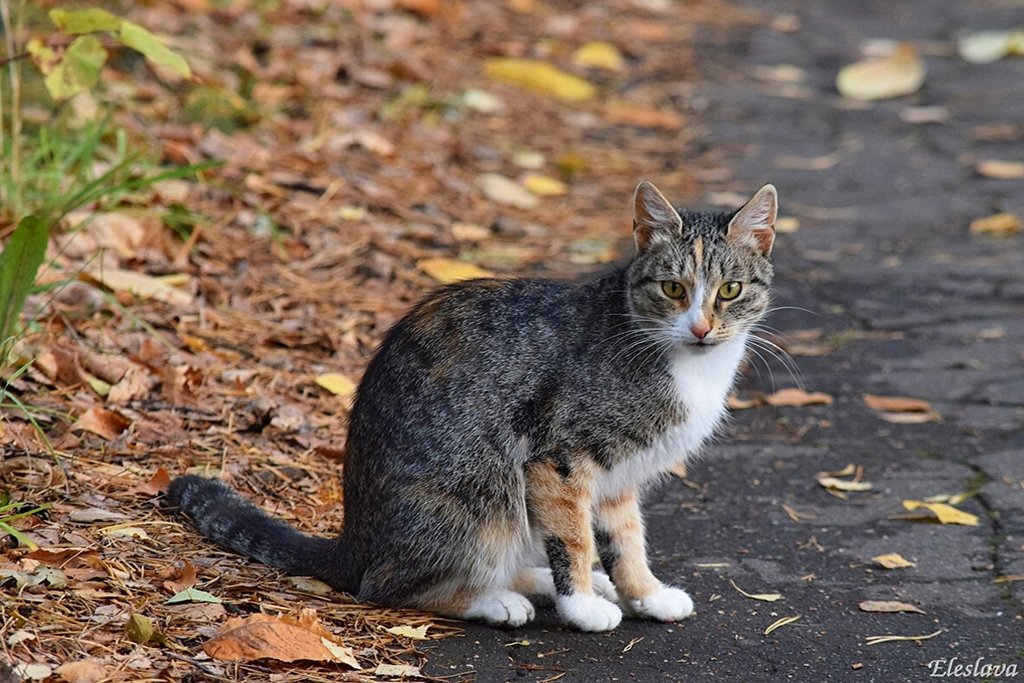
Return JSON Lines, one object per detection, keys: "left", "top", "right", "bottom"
{"left": 168, "top": 180, "right": 778, "bottom": 632}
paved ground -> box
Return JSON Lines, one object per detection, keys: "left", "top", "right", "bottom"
{"left": 425, "top": 1, "right": 1024, "bottom": 681}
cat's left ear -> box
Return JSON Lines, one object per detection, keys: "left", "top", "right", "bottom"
{"left": 633, "top": 180, "right": 682, "bottom": 252}
{"left": 728, "top": 184, "right": 777, "bottom": 256}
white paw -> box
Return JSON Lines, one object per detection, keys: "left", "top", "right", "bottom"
{"left": 591, "top": 571, "right": 620, "bottom": 604}
{"left": 462, "top": 590, "right": 535, "bottom": 627}
{"left": 557, "top": 593, "right": 622, "bottom": 632}
{"left": 628, "top": 585, "right": 694, "bottom": 622}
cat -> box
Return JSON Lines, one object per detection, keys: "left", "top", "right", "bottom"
{"left": 167, "top": 180, "right": 777, "bottom": 632}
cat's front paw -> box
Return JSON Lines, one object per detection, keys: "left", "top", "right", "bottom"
{"left": 556, "top": 593, "right": 622, "bottom": 632}
{"left": 462, "top": 590, "right": 535, "bottom": 627}
{"left": 628, "top": 585, "right": 694, "bottom": 622}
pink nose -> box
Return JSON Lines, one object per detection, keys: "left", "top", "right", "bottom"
{"left": 691, "top": 322, "right": 711, "bottom": 340}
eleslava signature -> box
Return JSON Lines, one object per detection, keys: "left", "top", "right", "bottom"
{"left": 928, "top": 657, "right": 1019, "bottom": 678}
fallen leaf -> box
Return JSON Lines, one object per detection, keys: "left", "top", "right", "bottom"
{"left": 901, "top": 500, "right": 979, "bottom": 526}
{"left": 124, "top": 614, "right": 159, "bottom": 645}
{"left": 6, "top": 630, "right": 35, "bottom": 646}
{"left": 99, "top": 525, "right": 151, "bottom": 540}
{"left": 522, "top": 173, "right": 568, "bottom": 196}
{"left": 923, "top": 492, "right": 972, "bottom": 505}
{"left": 56, "top": 658, "right": 109, "bottom": 683}
{"left": 68, "top": 507, "right": 127, "bottom": 523}
{"left": 166, "top": 587, "right": 222, "bottom": 604}
{"left": 315, "top": 373, "right": 357, "bottom": 398}
{"left": 859, "top": 600, "right": 924, "bottom": 614}
{"left": 70, "top": 406, "right": 131, "bottom": 440}
{"left": 375, "top": 663, "right": 422, "bottom": 677}
{"left": 136, "top": 467, "right": 172, "bottom": 496}
{"left": 83, "top": 267, "right": 192, "bottom": 306}
{"left": 484, "top": 58, "right": 596, "bottom": 102}
{"left": 385, "top": 624, "right": 430, "bottom": 640}
{"left": 863, "top": 394, "right": 932, "bottom": 413}
{"left": 994, "top": 574, "right": 1024, "bottom": 583}
{"left": 865, "top": 629, "right": 942, "bottom": 645}
{"left": 605, "top": 101, "right": 683, "bottom": 130}
{"left": 511, "top": 150, "right": 545, "bottom": 169}
{"left": 816, "top": 465, "right": 872, "bottom": 496}
{"left": 288, "top": 576, "right": 335, "bottom": 596}
{"left": 0, "top": 566, "right": 67, "bottom": 590}
{"left": 729, "top": 579, "right": 782, "bottom": 602}
{"left": 572, "top": 41, "right": 625, "bottom": 71}
{"left": 763, "top": 388, "right": 834, "bottom": 407}
{"left": 461, "top": 88, "right": 504, "bottom": 113}
{"left": 418, "top": 257, "right": 495, "bottom": 284}
{"left": 976, "top": 159, "right": 1024, "bottom": 179}
{"left": 450, "top": 222, "right": 491, "bottom": 241}
{"left": 872, "top": 553, "right": 916, "bottom": 569}
{"left": 728, "top": 395, "right": 759, "bottom": 410}
{"left": 764, "top": 615, "right": 801, "bottom": 635}
{"left": 970, "top": 212, "right": 1021, "bottom": 236}
{"left": 958, "top": 26, "right": 1024, "bottom": 64}
{"left": 775, "top": 216, "right": 801, "bottom": 233}
{"left": 817, "top": 476, "right": 872, "bottom": 492}
{"left": 204, "top": 609, "right": 359, "bottom": 667}
{"left": 162, "top": 560, "right": 198, "bottom": 593}
{"left": 13, "top": 664, "right": 53, "bottom": 681}
{"left": 836, "top": 43, "right": 925, "bottom": 100}
{"left": 477, "top": 173, "right": 539, "bottom": 209}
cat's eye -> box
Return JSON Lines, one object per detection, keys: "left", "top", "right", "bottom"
{"left": 718, "top": 281, "right": 742, "bottom": 300}
{"left": 661, "top": 281, "right": 686, "bottom": 300}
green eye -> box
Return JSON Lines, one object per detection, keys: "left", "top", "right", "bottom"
{"left": 661, "top": 281, "right": 686, "bottom": 300}
{"left": 718, "top": 281, "right": 742, "bottom": 300}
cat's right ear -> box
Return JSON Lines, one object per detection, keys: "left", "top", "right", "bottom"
{"left": 633, "top": 180, "right": 682, "bottom": 252}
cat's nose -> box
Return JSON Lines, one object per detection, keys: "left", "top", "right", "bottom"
{"left": 690, "top": 321, "right": 711, "bottom": 339}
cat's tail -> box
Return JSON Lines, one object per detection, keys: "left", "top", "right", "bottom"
{"left": 166, "top": 475, "right": 359, "bottom": 592}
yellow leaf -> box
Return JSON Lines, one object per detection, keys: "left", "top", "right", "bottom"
{"left": 871, "top": 553, "right": 916, "bottom": 569}
{"left": 418, "top": 257, "right": 494, "bottom": 284}
{"left": 484, "top": 58, "right": 596, "bottom": 102}
{"left": 729, "top": 579, "right": 782, "bottom": 602}
{"left": 836, "top": 43, "right": 925, "bottom": 100}
{"left": 970, "top": 212, "right": 1021, "bottom": 236}
{"left": 84, "top": 267, "right": 192, "bottom": 306}
{"left": 385, "top": 624, "right": 430, "bottom": 639}
{"left": 523, "top": 173, "right": 568, "bottom": 196}
{"left": 315, "top": 373, "right": 356, "bottom": 398}
{"left": 902, "top": 500, "right": 980, "bottom": 526}
{"left": 572, "top": 41, "right": 625, "bottom": 71}
{"left": 975, "top": 159, "right": 1024, "bottom": 179}
{"left": 764, "top": 615, "right": 800, "bottom": 635}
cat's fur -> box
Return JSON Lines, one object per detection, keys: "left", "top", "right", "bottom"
{"left": 167, "top": 181, "right": 778, "bottom": 632}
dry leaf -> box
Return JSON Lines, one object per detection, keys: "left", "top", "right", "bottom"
{"left": 56, "top": 659, "right": 109, "bottom": 683}
{"left": 836, "top": 43, "right": 925, "bottom": 100}
{"left": 522, "top": 173, "right": 568, "bottom": 196}
{"left": 976, "top": 159, "right": 1024, "bottom": 179}
{"left": 958, "top": 27, "right": 1024, "bottom": 64}
{"left": 83, "top": 268, "right": 192, "bottom": 306}
{"left": 863, "top": 394, "right": 932, "bottom": 413}
{"left": 385, "top": 624, "right": 430, "bottom": 639}
{"left": 817, "top": 476, "right": 872, "bottom": 492}
{"left": 865, "top": 629, "right": 942, "bottom": 645}
{"left": 136, "top": 467, "right": 172, "bottom": 496}
{"left": 162, "top": 560, "right": 198, "bottom": 593}
{"left": 462, "top": 88, "right": 504, "bottom": 113}
{"left": 375, "top": 663, "right": 422, "bottom": 677}
{"left": 970, "top": 212, "right": 1021, "bottom": 236}
{"left": 859, "top": 600, "right": 924, "bottom": 614}
{"left": 816, "top": 464, "right": 871, "bottom": 496}
{"left": 71, "top": 407, "right": 131, "bottom": 440}
{"left": 764, "top": 615, "right": 800, "bottom": 635}
{"left": 125, "top": 614, "right": 159, "bottom": 645}
{"left": 729, "top": 579, "right": 782, "bottom": 602}
{"left": 572, "top": 41, "right": 625, "bottom": 71}
{"left": 204, "top": 609, "right": 359, "bottom": 667}
{"left": 315, "top": 373, "right": 356, "bottom": 398}
{"left": 605, "top": 102, "right": 684, "bottom": 130}
{"left": 901, "top": 500, "right": 979, "bottom": 526}
{"left": 13, "top": 664, "right": 53, "bottom": 681}
{"left": 872, "top": 553, "right": 916, "bottom": 569}
{"left": 764, "top": 388, "right": 834, "bottom": 407}
{"left": 166, "top": 587, "right": 222, "bottom": 604}
{"left": 418, "top": 257, "right": 495, "bottom": 284}
{"left": 477, "top": 173, "right": 539, "bottom": 209}
{"left": 484, "top": 58, "right": 596, "bottom": 102}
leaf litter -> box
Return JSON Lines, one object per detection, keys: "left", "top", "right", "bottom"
{"left": 0, "top": 0, "right": 805, "bottom": 680}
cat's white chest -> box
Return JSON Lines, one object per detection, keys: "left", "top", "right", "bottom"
{"left": 596, "top": 335, "right": 747, "bottom": 501}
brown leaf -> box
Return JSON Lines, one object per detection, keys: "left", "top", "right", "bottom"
{"left": 863, "top": 394, "right": 932, "bottom": 412}
{"left": 71, "top": 407, "right": 131, "bottom": 440}
{"left": 56, "top": 659, "right": 109, "bottom": 683}
{"left": 135, "top": 468, "right": 172, "bottom": 496}
{"left": 605, "top": 102, "right": 684, "bottom": 130}
{"left": 204, "top": 609, "right": 359, "bottom": 667}
{"left": 162, "top": 560, "right": 198, "bottom": 594}
{"left": 764, "top": 388, "right": 834, "bottom": 407}
{"left": 858, "top": 600, "right": 924, "bottom": 614}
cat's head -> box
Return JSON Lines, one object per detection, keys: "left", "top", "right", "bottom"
{"left": 626, "top": 180, "right": 776, "bottom": 349}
